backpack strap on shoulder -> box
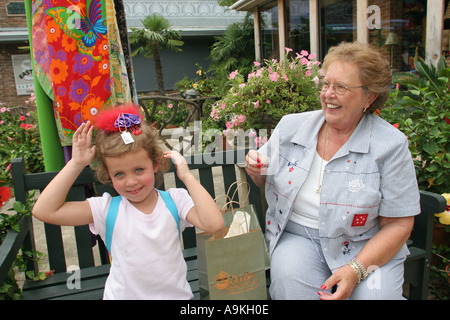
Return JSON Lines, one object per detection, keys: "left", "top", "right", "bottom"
{"left": 105, "top": 195, "right": 122, "bottom": 259}
{"left": 158, "top": 190, "right": 180, "bottom": 237}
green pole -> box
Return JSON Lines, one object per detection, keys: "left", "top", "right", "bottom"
{"left": 24, "top": 0, "right": 65, "bottom": 171}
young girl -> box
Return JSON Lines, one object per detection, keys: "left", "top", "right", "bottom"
{"left": 32, "top": 104, "right": 223, "bottom": 299}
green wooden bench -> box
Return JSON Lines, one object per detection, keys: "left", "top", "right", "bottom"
{"left": 0, "top": 150, "right": 263, "bottom": 300}
{"left": 0, "top": 151, "right": 446, "bottom": 300}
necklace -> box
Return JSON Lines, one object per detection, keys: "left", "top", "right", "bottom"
{"left": 316, "top": 123, "right": 328, "bottom": 194}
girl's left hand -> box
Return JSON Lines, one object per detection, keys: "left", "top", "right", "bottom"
{"left": 163, "top": 150, "right": 191, "bottom": 181}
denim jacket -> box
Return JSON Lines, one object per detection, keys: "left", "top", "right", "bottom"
{"left": 259, "top": 110, "right": 420, "bottom": 271}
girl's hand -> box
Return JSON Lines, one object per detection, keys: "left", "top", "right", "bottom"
{"left": 164, "top": 150, "right": 191, "bottom": 181}
{"left": 71, "top": 121, "right": 96, "bottom": 168}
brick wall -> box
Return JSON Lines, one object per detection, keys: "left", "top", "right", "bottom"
{"left": 0, "top": 1, "right": 27, "bottom": 28}
{"left": 0, "top": 0, "right": 32, "bottom": 109}
{"left": 0, "top": 44, "right": 32, "bottom": 108}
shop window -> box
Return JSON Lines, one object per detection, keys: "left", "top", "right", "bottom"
{"left": 260, "top": 2, "right": 280, "bottom": 60}
{"left": 319, "top": 0, "right": 356, "bottom": 60}
{"left": 286, "top": 0, "right": 310, "bottom": 54}
{"left": 368, "top": 0, "right": 426, "bottom": 72}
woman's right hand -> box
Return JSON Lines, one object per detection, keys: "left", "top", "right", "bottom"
{"left": 244, "top": 150, "right": 269, "bottom": 187}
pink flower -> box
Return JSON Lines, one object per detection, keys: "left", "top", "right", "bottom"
{"left": 254, "top": 61, "right": 261, "bottom": 66}
{"left": 270, "top": 72, "right": 280, "bottom": 81}
{"left": 229, "top": 70, "right": 238, "bottom": 79}
{"left": 266, "top": 100, "right": 271, "bottom": 104}
{"left": 285, "top": 47, "right": 293, "bottom": 53}
{"left": 300, "top": 57, "right": 309, "bottom": 65}
{"left": 253, "top": 100, "right": 260, "bottom": 108}
{"left": 167, "top": 104, "right": 173, "bottom": 109}
{"left": 313, "top": 76, "right": 320, "bottom": 86}
{"left": 305, "top": 70, "right": 312, "bottom": 77}
{"left": 308, "top": 53, "right": 316, "bottom": 60}
{"left": 254, "top": 136, "right": 268, "bottom": 147}
{"left": 300, "top": 50, "right": 309, "bottom": 57}
{"left": 237, "top": 114, "right": 246, "bottom": 123}
{"left": 283, "top": 74, "right": 289, "bottom": 81}
{"left": 239, "top": 83, "right": 246, "bottom": 88}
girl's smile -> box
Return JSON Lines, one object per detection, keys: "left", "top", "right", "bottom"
{"left": 104, "top": 149, "right": 159, "bottom": 213}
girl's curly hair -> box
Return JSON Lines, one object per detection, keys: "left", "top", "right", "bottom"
{"left": 92, "top": 106, "right": 169, "bottom": 187}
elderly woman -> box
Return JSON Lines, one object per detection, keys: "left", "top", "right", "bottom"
{"left": 245, "top": 42, "right": 420, "bottom": 300}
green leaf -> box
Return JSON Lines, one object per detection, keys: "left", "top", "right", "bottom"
{"left": 422, "top": 141, "right": 440, "bottom": 156}
{"left": 12, "top": 201, "right": 25, "bottom": 213}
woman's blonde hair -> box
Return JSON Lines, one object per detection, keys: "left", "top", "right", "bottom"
{"left": 322, "top": 42, "right": 392, "bottom": 113}
{"left": 92, "top": 122, "right": 169, "bottom": 187}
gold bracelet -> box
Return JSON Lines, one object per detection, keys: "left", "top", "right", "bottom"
{"left": 347, "top": 258, "right": 369, "bottom": 285}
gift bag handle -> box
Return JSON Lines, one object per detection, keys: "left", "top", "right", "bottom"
{"left": 226, "top": 181, "right": 250, "bottom": 206}
{"left": 221, "top": 200, "right": 250, "bottom": 234}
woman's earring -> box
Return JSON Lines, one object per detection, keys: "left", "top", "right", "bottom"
{"left": 363, "top": 107, "right": 367, "bottom": 113}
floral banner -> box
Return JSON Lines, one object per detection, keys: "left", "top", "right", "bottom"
{"left": 31, "top": 0, "right": 134, "bottom": 146}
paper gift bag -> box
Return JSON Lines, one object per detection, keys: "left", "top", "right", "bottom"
{"left": 197, "top": 202, "right": 268, "bottom": 300}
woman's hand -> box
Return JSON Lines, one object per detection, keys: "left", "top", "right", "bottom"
{"left": 244, "top": 150, "right": 269, "bottom": 187}
{"left": 71, "top": 121, "right": 96, "bottom": 169}
{"left": 317, "top": 265, "right": 359, "bottom": 300}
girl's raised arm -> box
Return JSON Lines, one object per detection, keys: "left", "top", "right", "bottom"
{"left": 32, "top": 122, "right": 96, "bottom": 226}
{"left": 163, "top": 151, "right": 223, "bottom": 234}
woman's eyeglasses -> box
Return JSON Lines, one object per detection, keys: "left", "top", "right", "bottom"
{"left": 320, "top": 80, "right": 367, "bottom": 95}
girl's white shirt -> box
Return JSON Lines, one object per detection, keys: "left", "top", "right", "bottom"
{"left": 88, "top": 188, "right": 194, "bottom": 299}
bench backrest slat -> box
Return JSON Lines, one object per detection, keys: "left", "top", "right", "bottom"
{"left": 44, "top": 223, "right": 66, "bottom": 272}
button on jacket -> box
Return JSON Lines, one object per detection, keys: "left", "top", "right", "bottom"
{"left": 259, "top": 110, "right": 420, "bottom": 271}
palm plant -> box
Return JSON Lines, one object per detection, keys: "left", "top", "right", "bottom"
{"left": 208, "top": 13, "right": 255, "bottom": 94}
{"left": 129, "top": 14, "right": 184, "bottom": 95}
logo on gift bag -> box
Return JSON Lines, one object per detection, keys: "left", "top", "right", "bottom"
{"left": 213, "top": 270, "right": 259, "bottom": 295}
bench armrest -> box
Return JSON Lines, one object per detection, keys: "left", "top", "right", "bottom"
{"left": 0, "top": 216, "right": 31, "bottom": 286}
{"left": 411, "top": 190, "right": 447, "bottom": 251}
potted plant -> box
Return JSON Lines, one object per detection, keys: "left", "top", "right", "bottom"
{"left": 205, "top": 48, "right": 322, "bottom": 149}
{"left": 381, "top": 56, "right": 449, "bottom": 299}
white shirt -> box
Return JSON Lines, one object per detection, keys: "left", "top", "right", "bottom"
{"left": 88, "top": 188, "right": 194, "bottom": 299}
{"left": 290, "top": 151, "right": 328, "bottom": 229}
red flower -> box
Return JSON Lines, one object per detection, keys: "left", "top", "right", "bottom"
{"left": 0, "top": 185, "right": 11, "bottom": 207}
{"left": 19, "top": 116, "right": 25, "bottom": 121}
{"left": 20, "top": 123, "right": 34, "bottom": 130}
{"left": 393, "top": 123, "right": 399, "bottom": 129}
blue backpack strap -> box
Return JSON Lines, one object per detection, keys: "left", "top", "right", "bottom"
{"left": 158, "top": 190, "right": 180, "bottom": 237}
{"left": 105, "top": 195, "right": 122, "bottom": 258}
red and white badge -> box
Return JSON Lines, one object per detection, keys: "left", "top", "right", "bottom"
{"left": 351, "top": 214, "right": 368, "bottom": 227}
